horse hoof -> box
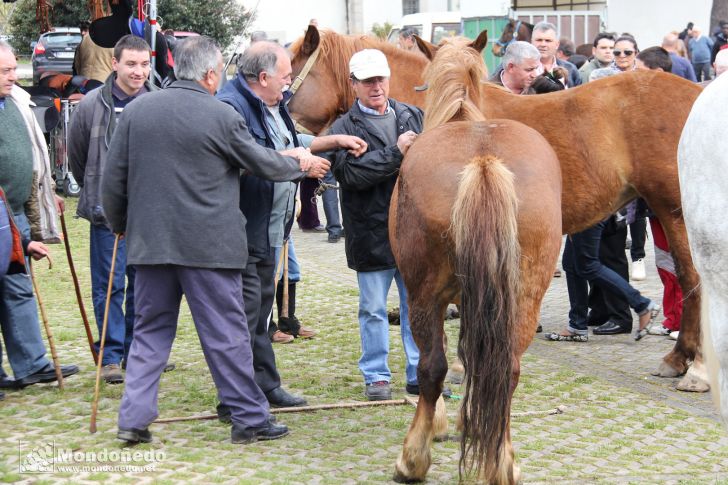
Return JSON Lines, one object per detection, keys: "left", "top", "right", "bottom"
{"left": 676, "top": 364, "right": 710, "bottom": 393}
{"left": 650, "top": 361, "right": 684, "bottom": 378}
{"left": 394, "top": 455, "right": 427, "bottom": 483}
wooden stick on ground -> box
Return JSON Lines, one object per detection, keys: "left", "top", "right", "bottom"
{"left": 154, "top": 399, "right": 411, "bottom": 424}
{"left": 29, "top": 257, "right": 63, "bottom": 389}
{"left": 90, "top": 234, "right": 120, "bottom": 434}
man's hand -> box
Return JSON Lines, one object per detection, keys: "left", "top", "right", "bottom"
{"left": 27, "top": 241, "right": 50, "bottom": 261}
{"left": 396, "top": 131, "right": 418, "bottom": 156}
{"left": 338, "top": 135, "right": 368, "bottom": 157}
{"left": 301, "top": 154, "right": 331, "bottom": 179}
{"left": 54, "top": 194, "right": 65, "bottom": 214}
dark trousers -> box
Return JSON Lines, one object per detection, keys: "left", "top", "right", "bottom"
{"left": 242, "top": 253, "right": 281, "bottom": 394}
{"left": 563, "top": 218, "right": 650, "bottom": 333}
{"left": 629, "top": 216, "right": 647, "bottom": 261}
{"left": 297, "top": 178, "right": 321, "bottom": 229}
{"left": 118, "top": 265, "right": 269, "bottom": 429}
{"left": 588, "top": 218, "right": 632, "bottom": 329}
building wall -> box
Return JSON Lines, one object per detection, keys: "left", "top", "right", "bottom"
{"left": 246, "top": 0, "right": 347, "bottom": 45}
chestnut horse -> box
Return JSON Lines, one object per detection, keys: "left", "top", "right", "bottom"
{"left": 413, "top": 35, "right": 707, "bottom": 393}
{"left": 287, "top": 25, "right": 428, "bottom": 135}
{"left": 678, "top": 73, "right": 728, "bottom": 424}
{"left": 390, "top": 40, "right": 563, "bottom": 484}
{"left": 492, "top": 19, "right": 534, "bottom": 57}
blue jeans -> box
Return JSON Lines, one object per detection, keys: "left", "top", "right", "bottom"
{"left": 0, "top": 213, "right": 49, "bottom": 379}
{"left": 322, "top": 170, "right": 342, "bottom": 237}
{"left": 563, "top": 219, "right": 650, "bottom": 334}
{"left": 357, "top": 268, "right": 419, "bottom": 385}
{"left": 272, "top": 237, "right": 301, "bottom": 283}
{"left": 90, "top": 224, "right": 134, "bottom": 365}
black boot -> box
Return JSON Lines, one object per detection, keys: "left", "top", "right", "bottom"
{"left": 277, "top": 282, "right": 302, "bottom": 336}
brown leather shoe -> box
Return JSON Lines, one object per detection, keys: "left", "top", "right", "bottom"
{"left": 271, "top": 330, "right": 294, "bottom": 344}
{"left": 296, "top": 326, "right": 317, "bottom": 339}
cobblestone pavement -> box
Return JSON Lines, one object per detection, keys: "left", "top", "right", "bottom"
{"left": 0, "top": 199, "right": 727, "bottom": 484}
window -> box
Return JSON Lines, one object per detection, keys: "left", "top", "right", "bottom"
{"left": 402, "top": 0, "right": 419, "bottom": 16}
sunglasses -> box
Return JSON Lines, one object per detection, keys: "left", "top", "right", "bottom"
{"left": 613, "top": 50, "right": 635, "bottom": 57}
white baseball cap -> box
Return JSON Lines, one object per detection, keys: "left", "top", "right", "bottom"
{"left": 349, "top": 49, "right": 391, "bottom": 80}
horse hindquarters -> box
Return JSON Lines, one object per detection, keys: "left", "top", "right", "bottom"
{"left": 451, "top": 155, "right": 520, "bottom": 484}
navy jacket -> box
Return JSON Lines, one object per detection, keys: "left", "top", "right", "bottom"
{"left": 217, "top": 74, "right": 300, "bottom": 261}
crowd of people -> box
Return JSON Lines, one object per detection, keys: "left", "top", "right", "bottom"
{"left": 0, "top": 14, "right": 726, "bottom": 445}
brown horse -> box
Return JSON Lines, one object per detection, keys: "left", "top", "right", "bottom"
{"left": 492, "top": 19, "right": 534, "bottom": 57}
{"left": 287, "top": 25, "right": 428, "bottom": 135}
{"left": 414, "top": 35, "right": 706, "bottom": 391}
{"left": 391, "top": 40, "right": 563, "bottom": 483}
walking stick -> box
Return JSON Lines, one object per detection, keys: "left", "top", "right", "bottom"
{"left": 60, "top": 212, "right": 98, "bottom": 365}
{"left": 90, "top": 234, "right": 120, "bottom": 433}
{"left": 281, "top": 240, "right": 289, "bottom": 318}
{"left": 29, "top": 256, "right": 64, "bottom": 389}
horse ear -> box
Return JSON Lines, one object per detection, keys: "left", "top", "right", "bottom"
{"left": 302, "top": 24, "right": 320, "bottom": 56}
{"left": 413, "top": 34, "right": 438, "bottom": 61}
{"left": 468, "top": 30, "right": 488, "bottom": 54}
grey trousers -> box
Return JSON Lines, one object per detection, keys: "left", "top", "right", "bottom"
{"left": 118, "top": 265, "right": 269, "bottom": 429}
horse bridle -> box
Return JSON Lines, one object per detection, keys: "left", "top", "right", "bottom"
{"left": 495, "top": 20, "right": 523, "bottom": 49}
{"left": 288, "top": 46, "right": 321, "bottom": 135}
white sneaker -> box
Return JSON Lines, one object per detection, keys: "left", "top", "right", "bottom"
{"left": 648, "top": 325, "right": 671, "bottom": 336}
{"left": 631, "top": 258, "right": 646, "bottom": 281}
{"left": 669, "top": 331, "right": 679, "bottom": 340}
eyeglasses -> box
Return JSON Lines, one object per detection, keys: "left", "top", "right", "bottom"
{"left": 613, "top": 50, "right": 635, "bottom": 57}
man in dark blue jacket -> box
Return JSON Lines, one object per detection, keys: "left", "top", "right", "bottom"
{"left": 216, "top": 41, "right": 366, "bottom": 408}
{"left": 326, "top": 49, "right": 422, "bottom": 401}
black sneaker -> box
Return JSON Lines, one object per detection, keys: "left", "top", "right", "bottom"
{"left": 15, "top": 364, "right": 79, "bottom": 388}
{"left": 231, "top": 417, "right": 289, "bottom": 444}
{"left": 327, "top": 233, "right": 341, "bottom": 243}
{"left": 365, "top": 381, "right": 391, "bottom": 401}
{"left": 117, "top": 427, "right": 152, "bottom": 443}
{"left": 405, "top": 383, "right": 453, "bottom": 399}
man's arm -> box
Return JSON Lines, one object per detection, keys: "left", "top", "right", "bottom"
{"left": 308, "top": 134, "right": 368, "bottom": 157}
{"left": 101, "top": 113, "right": 131, "bottom": 234}
{"left": 67, "top": 99, "right": 92, "bottom": 187}
{"left": 227, "top": 117, "right": 329, "bottom": 180}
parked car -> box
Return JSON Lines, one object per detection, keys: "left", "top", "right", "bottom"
{"left": 31, "top": 28, "right": 82, "bottom": 85}
{"left": 387, "top": 12, "right": 462, "bottom": 45}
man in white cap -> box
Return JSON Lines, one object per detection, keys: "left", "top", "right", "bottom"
{"left": 324, "top": 49, "right": 422, "bottom": 401}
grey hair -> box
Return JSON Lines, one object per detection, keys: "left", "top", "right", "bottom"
{"left": 238, "top": 41, "right": 284, "bottom": 83}
{"left": 0, "top": 40, "right": 13, "bottom": 54}
{"left": 533, "top": 21, "right": 557, "bottom": 35}
{"left": 502, "top": 41, "right": 541, "bottom": 67}
{"left": 173, "top": 35, "right": 221, "bottom": 82}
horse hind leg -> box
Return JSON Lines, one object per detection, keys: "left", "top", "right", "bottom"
{"left": 394, "top": 298, "right": 449, "bottom": 482}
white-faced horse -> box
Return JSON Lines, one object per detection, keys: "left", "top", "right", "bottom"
{"left": 678, "top": 72, "right": 728, "bottom": 424}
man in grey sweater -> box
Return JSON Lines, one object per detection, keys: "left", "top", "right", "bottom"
{"left": 103, "top": 36, "right": 330, "bottom": 444}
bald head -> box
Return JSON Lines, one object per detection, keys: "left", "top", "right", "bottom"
{"left": 662, "top": 33, "right": 679, "bottom": 52}
{"left": 716, "top": 49, "right": 728, "bottom": 77}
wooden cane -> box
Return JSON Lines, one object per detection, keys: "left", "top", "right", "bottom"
{"left": 28, "top": 257, "right": 64, "bottom": 389}
{"left": 90, "top": 234, "right": 120, "bottom": 433}
{"left": 281, "top": 240, "right": 289, "bottom": 318}
{"left": 60, "top": 212, "right": 98, "bottom": 365}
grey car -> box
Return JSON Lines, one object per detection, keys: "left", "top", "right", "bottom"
{"left": 31, "top": 28, "right": 82, "bottom": 85}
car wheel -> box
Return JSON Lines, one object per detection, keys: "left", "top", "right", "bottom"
{"left": 63, "top": 175, "right": 81, "bottom": 197}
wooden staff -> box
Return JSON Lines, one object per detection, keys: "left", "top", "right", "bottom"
{"left": 281, "top": 240, "right": 289, "bottom": 318}
{"left": 29, "top": 256, "right": 63, "bottom": 389}
{"left": 90, "top": 234, "right": 120, "bottom": 433}
{"left": 60, "top": 212, "right": 98, "bottom": 364}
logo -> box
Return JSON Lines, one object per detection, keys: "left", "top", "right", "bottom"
{"left": 18, "top": 442, "right": 55, "bottom": 473}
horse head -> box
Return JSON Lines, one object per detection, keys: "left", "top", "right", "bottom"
{"left": 288, "top": 25, "right": 352, "bottom": 135}
{"left": 288, "top": 26, "right": 429, "bottom": 134}
{"left": 422, "top": 30, "right": 489, "bottom": 131}
{"left": 492, "top": 19, "right": 533, "bottom": 57}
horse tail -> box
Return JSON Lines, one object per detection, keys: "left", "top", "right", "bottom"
{"left": 451, "top": 154, "right": 520, "bottom": 482}
{"left": 701, "top": 290, "right": 725, "bottom": 421}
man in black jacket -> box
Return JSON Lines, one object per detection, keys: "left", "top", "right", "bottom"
{"left": 326, "top": 49, "right": 422, "bottom": 401}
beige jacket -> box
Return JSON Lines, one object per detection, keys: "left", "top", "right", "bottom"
{"left": 8, "top": 85, "right": 61, "bottom": 243}
{"left": 73, "top": 35, "right": 113, "bottom": 83}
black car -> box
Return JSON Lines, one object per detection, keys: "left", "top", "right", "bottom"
{"left": 31, "top": 28, "right": 82, "bottom": 85}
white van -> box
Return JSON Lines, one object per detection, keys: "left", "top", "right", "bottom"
{"left": 387, "top": 11, "right": 462, "bottom": 45}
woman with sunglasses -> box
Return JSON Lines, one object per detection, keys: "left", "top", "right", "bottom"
{"left": 589, "top": 35, "right": 640, "bottom": 80}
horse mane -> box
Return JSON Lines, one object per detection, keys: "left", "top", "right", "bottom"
{"left": 423, "top": 39, "right": 489, "bottom": 131}
{"left": 289, "top": 30, "right": 419, "bottom": 109}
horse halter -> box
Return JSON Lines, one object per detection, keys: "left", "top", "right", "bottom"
{"left": 288, "top": 45, "right": 321, "bottom": 135}
{"left": 495, "top": 20, "right": 523, "bottom": 48}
